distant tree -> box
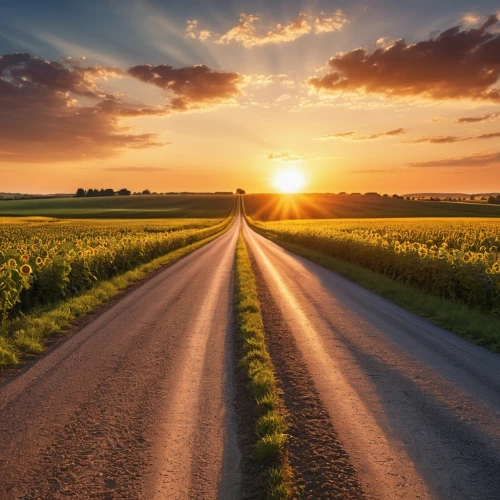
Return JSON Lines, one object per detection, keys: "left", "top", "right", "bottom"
{"left": 101, "top": 188, "right": 115, "bottom": 196}
{"left": 481, "top": 197, "right": 487, "bottom": 201}
{"left": 236, "top": 188, "right": 246, "bottom": 194}
{"left": 383, "top": 194, "right": 389, "bottom": 197}
{"left": 86, "top": 188, "right": 95, "bottom": 197}
{"left": 142, "top": 189, "right": 151, "bottom": 195}
{"left": 406, "top": 197, "right": 411, "bottom": 200}
{"left": 364, "top": 192, "right": 380, "bottom": 196}
{"left": 488, "top": 196, "right": 500, "bottom": 205}
{"left": 75, "top": 188, "right": 86, "bottom": 198}
{"left": 338, "top": 191, "right": 347, "bottom": 195}
{"left": 392, "top": 194, "right": 399, "bottom": 198}
{"left": 470, "top": 195, "right": 475, "bottom": 201}
{"left": 351, "top": 192, "right": 361, "bottom": 195}
{"left": 117, "top": 188, "right": 131, "bottom": 196}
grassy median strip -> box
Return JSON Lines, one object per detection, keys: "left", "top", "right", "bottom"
{"left": 234, "top": 232, "right": 294, "bottom": 499}
{"left": 248, "top": 221, "right": 500, "bottom": 352}
{"left": 0, "top": 217, "right": 234, "bottom": 369}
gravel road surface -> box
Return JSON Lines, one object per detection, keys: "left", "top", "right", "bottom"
{"left": 0, "top": 217, "right": 242, "bottom": 499}
{"left": 243, "top": 220, "right": 500, "bottom": 500}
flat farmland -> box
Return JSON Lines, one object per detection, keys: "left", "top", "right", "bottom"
{"left": 0, "top": 194, "right": 235, "bottom": 219}
{"left": 244, "top": 193, "right": 500, "bottom": 220}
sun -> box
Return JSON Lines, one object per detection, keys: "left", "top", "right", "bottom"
{"left": 274, "top": 170, "right": 305, "bottom": 193}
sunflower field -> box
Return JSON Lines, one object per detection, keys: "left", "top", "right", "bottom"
{"left": 0, "top": 217, "right": 229, "bottom": 320}
{"left": 250, "top": 218, "right": 500, "bottom": 315}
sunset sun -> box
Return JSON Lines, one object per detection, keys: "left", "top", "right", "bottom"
{"left": 274, "top": 170, "right": 305, "bottom": 193}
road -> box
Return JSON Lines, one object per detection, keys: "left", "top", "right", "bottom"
{"left": 242, "top": 219, "right": 500, "bottom": 500}
{"left": 1, "top": 205, "right": 500, "bottom": 499}
{"left": 0, "top": 215, "right": 242, "bottom": 499}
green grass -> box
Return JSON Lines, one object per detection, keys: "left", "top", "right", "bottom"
{"left": 234, "top": 232, "right": 294, "bottom": 499}
{"left": 244, "top": 193, "right": 500, "bottom": 220}
{"left": 0, "top": 217, "right": 234, "bottom": 369}
{"left": 0, "top": 194, "right": 235, "bottom": 219}
{"left": 250, "top": 225, "right": 500, "bottom": 352}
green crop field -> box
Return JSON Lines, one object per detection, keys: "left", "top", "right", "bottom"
{"left": 244, "top": 194, "right": 500, "bottom": 220}
{"left": 0, "top": 194, "right": 235, "bottom": 219}
{"left": 249, "top": 217, "right": 500, "bottom": 316}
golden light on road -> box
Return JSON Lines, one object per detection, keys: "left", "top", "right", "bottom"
{"left": 273, "top": 170, "right": 305, "bottom": 193}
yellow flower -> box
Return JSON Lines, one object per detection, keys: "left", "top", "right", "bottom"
{"left": 20, "top": 264, "right": 32, "bottom": 275}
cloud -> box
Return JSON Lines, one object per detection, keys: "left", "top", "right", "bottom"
{"left": 404, "top": 131, "right": 500, "bottom": 143}
{"left": 127, "top": 64, "right": 244, "bottom": 111}
{"left": 103, "top": 166, "right": 171, "bottom": 172}
{"left": 187, "top": 11, "right": 347, "bottom": 48}
{"left": 404, "top": 136, "right": 468, "bottom": 144}
{"left": 407, "top": 151, "right": 500, "bottom": 167}
{"left": 477, "top": 131, "right": 500, "bottom": 139}
{"left": 461, "top": 13, "right": 481, "bottom": 25}
{"left": 0, "top": 53, "right": 163, "bottom": 163}
{"left": 308, "top": 15, "right": 500, "bottom": 102}
{"left": 267, "top": 152, "right": 308, "bottom": 162}
{"left": 266, "top": 151, "right": 336, "bottom": 162}
{"left": 456, "top": 112, "right": 500, "bottom": 123}
{"left": 318, "top": 128, "right": 406, "bottom": 141}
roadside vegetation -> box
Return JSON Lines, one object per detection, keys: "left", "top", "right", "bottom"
{"left": 0, "top": 214, "right": 234, "bottom": 368}
{"left": 247, "top": 215, "right": 500, "bottom": 351}
{"left": 234, "top": 233, "right": 293, "bottom": 499}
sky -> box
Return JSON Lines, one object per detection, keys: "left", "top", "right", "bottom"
{"left": 1, "top": 0, "right": 500, "bottom": 194}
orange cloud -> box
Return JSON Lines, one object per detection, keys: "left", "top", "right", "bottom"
{"left": 308, "top": 15, "right": 500, "bottom": 102}
{"left": 318, "top": 128, "right": 406, "bottom": 141}
{"left": 457, "top": 112, "right": 500, "bottom": 123}
{"left": 267, "top": 152, "right": 307, "bottom": 162}
{"left": 187, "top": 11, "right": 347, "bottom": 48}
{"left": 0, "top": 53, "right": 162, "bottom": 163}
{"left": 404, "top": 131, "right": 500, "bottom": 143}
{"left": 407, "top": 151, "right": 500, "bottom": 167}
{"left": 127, "top": 64, "right": 244, "bottom": 111}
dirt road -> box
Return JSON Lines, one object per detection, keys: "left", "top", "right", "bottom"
{"left": 243, "top": 220, "right": 500, "bottom": 500}
{"left": 0, "top": 217, "right": 242, "bottom": 499}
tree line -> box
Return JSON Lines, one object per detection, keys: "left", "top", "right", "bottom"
{"left": 75, "top": 188, "right": 242, "bottom": 197}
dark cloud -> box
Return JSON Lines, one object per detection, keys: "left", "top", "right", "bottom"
{"left": 0, "top": 53, "right": 162, "bottom": 163}
{"left": 319, "top": 128, "right": 405, "bottom": 140}
{"left": 309, "top": 15, "right": 500, "bottom": 102}
{"left": 457, "top": 112, "right": 500, "bottom": 123}
{"left": 127, "top": 64, "right": 244, "bottom": 111}
{"left": 407, "top": 151, "right": 500, "bottom": 167}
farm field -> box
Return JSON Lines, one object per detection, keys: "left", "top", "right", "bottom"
{"left": 249, "top": 217, "right": 500, "bottom": 313}
{"left": 244, "top": 193, "right": 500, "bottom": 220}
{"left": 0, "top": 194, "right": 235, "bottom": 219}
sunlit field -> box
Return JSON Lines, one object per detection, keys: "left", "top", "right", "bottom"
{"left": 0, "top": 195, "right": 235, "bottom": 219}
{"left": 244, "top": 194, "right": 500, "bottom": 220}
{"left": 249, "top": 217, "right": 500, "bottom": 315}
{"left": 0, "top": 217, "right": 228, "bottom": 321}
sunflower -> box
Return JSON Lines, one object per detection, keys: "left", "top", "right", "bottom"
{"left": 20, "top": 264, "right": 32, "bottom": 275}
